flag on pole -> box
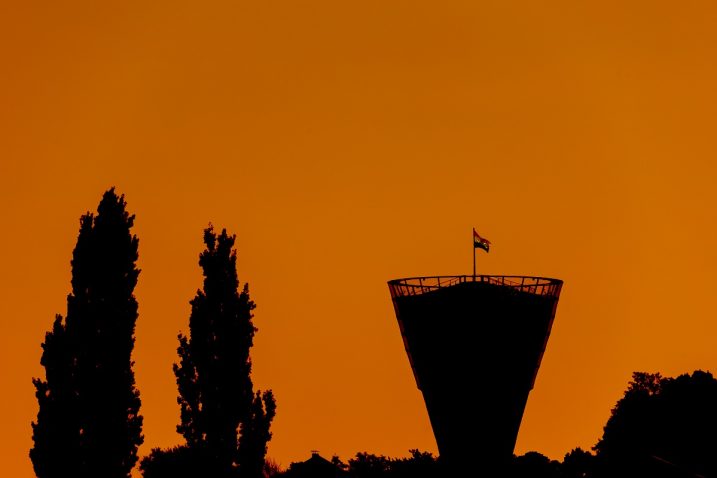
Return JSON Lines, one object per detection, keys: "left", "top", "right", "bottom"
{"left": 473, "top": 228, "right": 491, "bottom": 252}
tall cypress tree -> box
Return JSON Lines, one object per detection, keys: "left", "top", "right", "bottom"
{"left": 173, "top": 226, "right": 275, "bottom": 478}
{"left": 31, "top": 189, "right": 143, "bottom": 478}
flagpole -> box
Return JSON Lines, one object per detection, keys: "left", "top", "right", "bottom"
{"left": 472, "top": 229, "right": 476, "bottom": 279}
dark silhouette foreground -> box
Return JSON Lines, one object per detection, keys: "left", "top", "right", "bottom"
{"left": 29, "top": 191, "right": 714, "bottom": 478}
{"left": 502, "top": 371, "right": 717, "bottom": 478}
{"left": 279, "top": 370, "right": 716, "bottom": 478}
{"left": 31, "top": 189, "right": 143, "bottom": 478}
{"left": 282, "top": 450, "right": 440, "bottom": 478}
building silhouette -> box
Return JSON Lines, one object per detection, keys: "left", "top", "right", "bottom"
{"left": 284, "top": 452, "right": 347, "bottom": 478}
{"left": 387, "top": 275, "right": 563, "bottom": 476}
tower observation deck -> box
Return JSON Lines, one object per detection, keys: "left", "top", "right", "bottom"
{"left": 387, "top": 275, "right": 563, "bottom": 476}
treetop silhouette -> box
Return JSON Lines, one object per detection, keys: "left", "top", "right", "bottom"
{"left": 31, "top": 188, "right": 143, "bottom": 478}
{"left": 142, "top": 225, "right": 276, "bottom": 478}
{"left": 594, "top": 370, "right": 717, "bottom": 477}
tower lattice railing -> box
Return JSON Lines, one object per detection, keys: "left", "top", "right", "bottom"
{"left": 388, "top": 275, "right": 562, "bottom": 300}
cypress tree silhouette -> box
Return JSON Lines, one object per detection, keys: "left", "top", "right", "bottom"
{"left": 173, "top": 226, "right": 275, "bottom": 478}
{"left": 238, "top": 389, "right": 277, "bottom": 478}
{"left": 31, "top": 314, "right": 77, "bottom": 478}
{"left": 31, "top": 189, "right": 143, "bottom": 478}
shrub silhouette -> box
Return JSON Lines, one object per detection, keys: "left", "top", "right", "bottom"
{"left": 31, "top": 188, "right": 143, "bottom": 478}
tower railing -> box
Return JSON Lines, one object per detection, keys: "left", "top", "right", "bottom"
{"left": 388, "top": 275, "right": 562, "bottom": 299}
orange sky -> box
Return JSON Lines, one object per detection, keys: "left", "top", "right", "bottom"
{"left": 2, "top": 1, "right": 717, "bottom": 477}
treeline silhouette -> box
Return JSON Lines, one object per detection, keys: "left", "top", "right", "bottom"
{"left": 31, "top": 189, "right": 274, "bottom": 478}
{"left": 274, "top": 449, "right": 589, "bottom": 478}
{"left": 282, "top": 371, "right": 716, "bottom": 478}
{"left": 280, "top": 450, "right": 441, "bottom": 478}
{"left": 31, "top": 189, "right": 717, "bottom": 478}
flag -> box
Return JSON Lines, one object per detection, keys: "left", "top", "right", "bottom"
{"left": 473, "top": 228, "right": 491, "bottom": 252}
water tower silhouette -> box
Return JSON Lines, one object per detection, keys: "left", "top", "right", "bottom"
{"left": 388, "top": 275, "right": 563, "bottom": 475}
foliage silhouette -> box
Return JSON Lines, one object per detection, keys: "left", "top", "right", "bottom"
{"left": 346, "top": 452, "right": 391, "bottom": 478}
{"left": 142, "top": 226, "right": 275, "bottom": 478}
{"left": 140, "top": 445, "right": 222, "bottom": 478}
{"left": 385, "top": 450, "right": 440, "bottom": 478}
{"left": 282, "top": 450, "right": 440, "bottom": 478}
{"left": 31, "top": 188, "right": 143, "bottom": 478}
{"left": 594, "top": 370, "right": 717, "bottom": 477}
{"left": 264, "top": 457, "right": 284, "bottom": 478}
{"left": 238, "top": 389, "right": 278, "bottom": 478}
{"left": 286, "top": 450, "right": 441, "bottom": 478}
{"left": 561, "top": 447, "right": 595, "bottom": 478}
{"left": 506, "top": 451, "right": 560, "bottom": 478}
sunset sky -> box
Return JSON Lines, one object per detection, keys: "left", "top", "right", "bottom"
{"left": 2, "top": 1, "right": 717, "bottom": 477}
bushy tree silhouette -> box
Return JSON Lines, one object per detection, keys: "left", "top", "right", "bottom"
{"left": 343, "top": 450, "right": 439, "bottom": 478}
{"left": 140, "top": 446, "right": 204, "bottom": 478}
{"left": 31, "top": 189, "right": 143, "bottom": 478}
{"left": 388, "top": 450, "right": 440, "bottom": 478}
{"left": 562, "top": 448, "right": 595, "bottom": 478}
{"left": 347, "top": 452, "right": 391, "bottom": 478}
{"left": 168, "top": 226, "right": 275, "bottom": 478}
{"left": 507, "top": 451, "right": 560, "bottom": 478}
{"left": 594, "top": 370, "right": 717, "bottom": 477}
